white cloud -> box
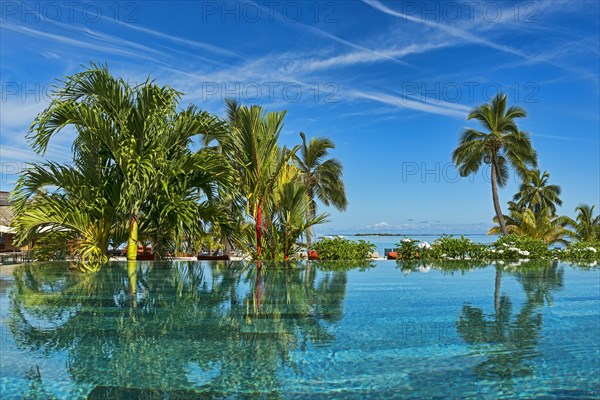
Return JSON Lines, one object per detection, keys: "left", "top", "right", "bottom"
{"left": 347, "top": 89, "right": 469, "bottom": 118}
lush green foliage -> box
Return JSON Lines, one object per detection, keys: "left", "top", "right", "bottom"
{"left": 396, "top": 236, "right": 486, "bottom": 260}
{"left": 554, "top": 240, "right": 600, "bottom": 261}
{"left": 11, "top": 65, "right": 347, "bottom": 267}
{"left": 395, "top": 238, "right": 420, "bottom": 259}
{"left": 393, "top": 234, "right": 577, "bottom": 262}
{"left": 295, "top": 132, "right": 348, "bottom": 249}
{"left": 566, "top": 204, "right": 600, "bottom": 242}
{"left": 312, "top": 237, "right": 375, "bottom": 261}
{"left": 204, "top": 100, "right": 345, "bottom": 261}
{"left": 490, "top": 234, "right": 551, "bottom": 259}
{"left": 514, "top": 169, "right": 562, "bottom": 215}
{"left": 11, "top": 64, "right": 233, "bottom": 267}
{"left": 427, "top": 236, "right": 487, "bottom": 260}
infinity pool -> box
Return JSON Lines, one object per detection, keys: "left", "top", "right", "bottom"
{"left": 0, "top": 261, "right": 598, "bottom": 399}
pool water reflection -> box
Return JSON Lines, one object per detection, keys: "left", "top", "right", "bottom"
{"left": 0, "top": 261, "right": 598, "bottom": 399}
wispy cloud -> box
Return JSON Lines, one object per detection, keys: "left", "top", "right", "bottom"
{"left": 1, "top": 23, "right": 156, "bottom": 61}
{"left": 348, "top": 89, "right": 470, "bottom": 118}
{"left": 362, "top": 0, "right": 532, "bottom": 58}
{"left": 248, "top": 0, "right": 414, "bottom": 67}
{"left": 292, "top": 42, "right": 449, "bottom": 73}
{"left": 362, "top": 0, "right": 599, "bottom": 83}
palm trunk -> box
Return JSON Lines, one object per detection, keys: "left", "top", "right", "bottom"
{"left": 223, "top": 237, "right": 232, "bottom": 257}
{"left": 305, "top": 259, "right": 311, "bottom": 285}
{"left": 154, "top": 228, "right": 163, "bottom": 260}
{"left": 127, "top": 260, "right": 138, "bottom": 296}
{"left": 305, "top": 196, "right": 314, "bottom": 257}
{"left": 255, "top": 260, "right": 263, "bottom": 312}
{"left": 255, "top": 202, "right": 263, "bottom": 259}
{"left": 126, "top": 214, "right": 138, "bottom": 261}
{"left": 494, "top": 266, "right": 502, "bottom": 318}
{"left": 491, "top": 161, "right": 508, "bottom": 235}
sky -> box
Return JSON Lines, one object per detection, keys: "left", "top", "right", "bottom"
{"left": 1, "top": 0, "right": 599, "bottom": 234}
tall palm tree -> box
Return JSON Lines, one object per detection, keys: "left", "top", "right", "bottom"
{"left": 294, "top": 132, "right": 348, "bottom": 248}
{"left": 202, "top": 98, "right": 247, "bottom": 257}
{"left": 452, "top": 93, "right": 537, "bottom": 235}
{"left": 228, "top": 105, "right": 298, "bottom": 259}
{"left": 567, "top": 204, "right": 600, "bottom": 241}
{"left": 514, "top": 169, "right": 562, "bottom": 216}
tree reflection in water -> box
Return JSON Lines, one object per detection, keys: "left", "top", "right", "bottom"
{"left": 8, "top": 261, "right": 348, "bottom": 399}
{"left": 456, "top": 261, "right": 564, "bottom": 385}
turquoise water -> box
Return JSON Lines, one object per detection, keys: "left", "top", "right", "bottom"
{"left": 0, "top": 261, "right": 598, "bottom": 399}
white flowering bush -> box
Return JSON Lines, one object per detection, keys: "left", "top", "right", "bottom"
{"left": 554, "top": 241, "right": 600, "bottom": 261}
{"left": 391, "top": 234, "right": 600, "bottom": 264}
{"left": 427, "top": 235, "right": 488, "bottom": 260}
{"left": 490, "top": 235, "right": 550, "bottom": 259}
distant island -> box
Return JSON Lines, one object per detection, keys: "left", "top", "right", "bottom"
{"left": 352, "top": 233, "right": 492, "bottom": 237}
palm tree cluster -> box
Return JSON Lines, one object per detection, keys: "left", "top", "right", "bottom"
{"left": 11, "top": 64, "right": 347, "bottom": 267}
{"left": 453, "top": 93, "right": 598, "bottom": 245}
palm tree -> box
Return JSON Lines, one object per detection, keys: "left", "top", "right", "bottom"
{"left": 141, "top": 147, "right": 234, "bottom": 258}
{"left": 228, "top": 105, "right": 298, "bottom": 259}
{"left": 11, "top": 158, "right": 122, "bottom": 269}
{"left": 567, "top": 204, "right": 600, "bottom": 241}
{"left": 488, "top": 201, "right": 572, "bottom": 245}
{"left": 263, "top": 179, "right": 328, "bottom": 260}
{"left": 294, "top": 132, "right": 348, "bottom": 248}
{"left": 514, "top": 169, "right": 562, "bottom": 216}
{"left": 202, "top": 98, "right": 247, "bottom": 257}
{"left": 21, "top": 63, "right": 230, "bottom": 263}
{"left": 452, "top": 93, "right": 537, "bottom": 235}
{"left": 28, "top": 64, "right": 174, "bottom": 261}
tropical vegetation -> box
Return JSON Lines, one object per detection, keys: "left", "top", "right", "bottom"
{"left": 8, "top": 70, "right": 600, "bottom": 269}
{"left": 10, "top": 64, "right": 347, "bottom": 268}
{"left": 393, "top": 234, "right": 598, "bottom": 262}
{"left": 452, "top": 93, "right": 537, "bottom": 235}
{"left": 312, "top": 237, "right": 375, "bottom": 261}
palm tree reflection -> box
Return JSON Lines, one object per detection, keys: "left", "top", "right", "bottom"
{"left": 456, "top": 261, "right": 564, "bottom": 382}
{"left": 8, "top": 261, "right": 348, "bottom": 397}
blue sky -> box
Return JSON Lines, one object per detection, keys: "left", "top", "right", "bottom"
{"left": 1, "top": 0, "right": 599, "bottom": 234}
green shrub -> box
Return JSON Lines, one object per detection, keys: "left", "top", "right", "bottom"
{"left": 427, "top": 235, "right": 487, "bottom": 260}
{"left": 491, "top": 234, "right": 550, "bottom": 259}
{"left": 554, "top": 240, "right": 600, "bottom": 261}
{"left": 395, "top": 238, "right": 420, "bottom": 259}
{"left": 312, "top": 237, "right": 375, "bottom": 261}
{"left": 387, "top": 234, "right": 600, "bottom": 264}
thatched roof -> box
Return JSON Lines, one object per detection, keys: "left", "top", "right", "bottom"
{"left": 0, "top": 192, "right": 14, "bottom": 226}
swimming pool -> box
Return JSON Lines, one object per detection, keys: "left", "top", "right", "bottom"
{"left": 1, "top": 261, "right": 598, "bottom": 399}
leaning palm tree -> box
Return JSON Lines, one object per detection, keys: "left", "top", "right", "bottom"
{"left": 567, "top": 204, "right": 600, "bottom": 241}
{"left": 452, "top": 93, "right": 537, "bottom": 235}
{"left": 514, "top": 169, "right": 562, "bottom": 216}
{"left": 294, "top": 132, "right": 347, "bottom": 248}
